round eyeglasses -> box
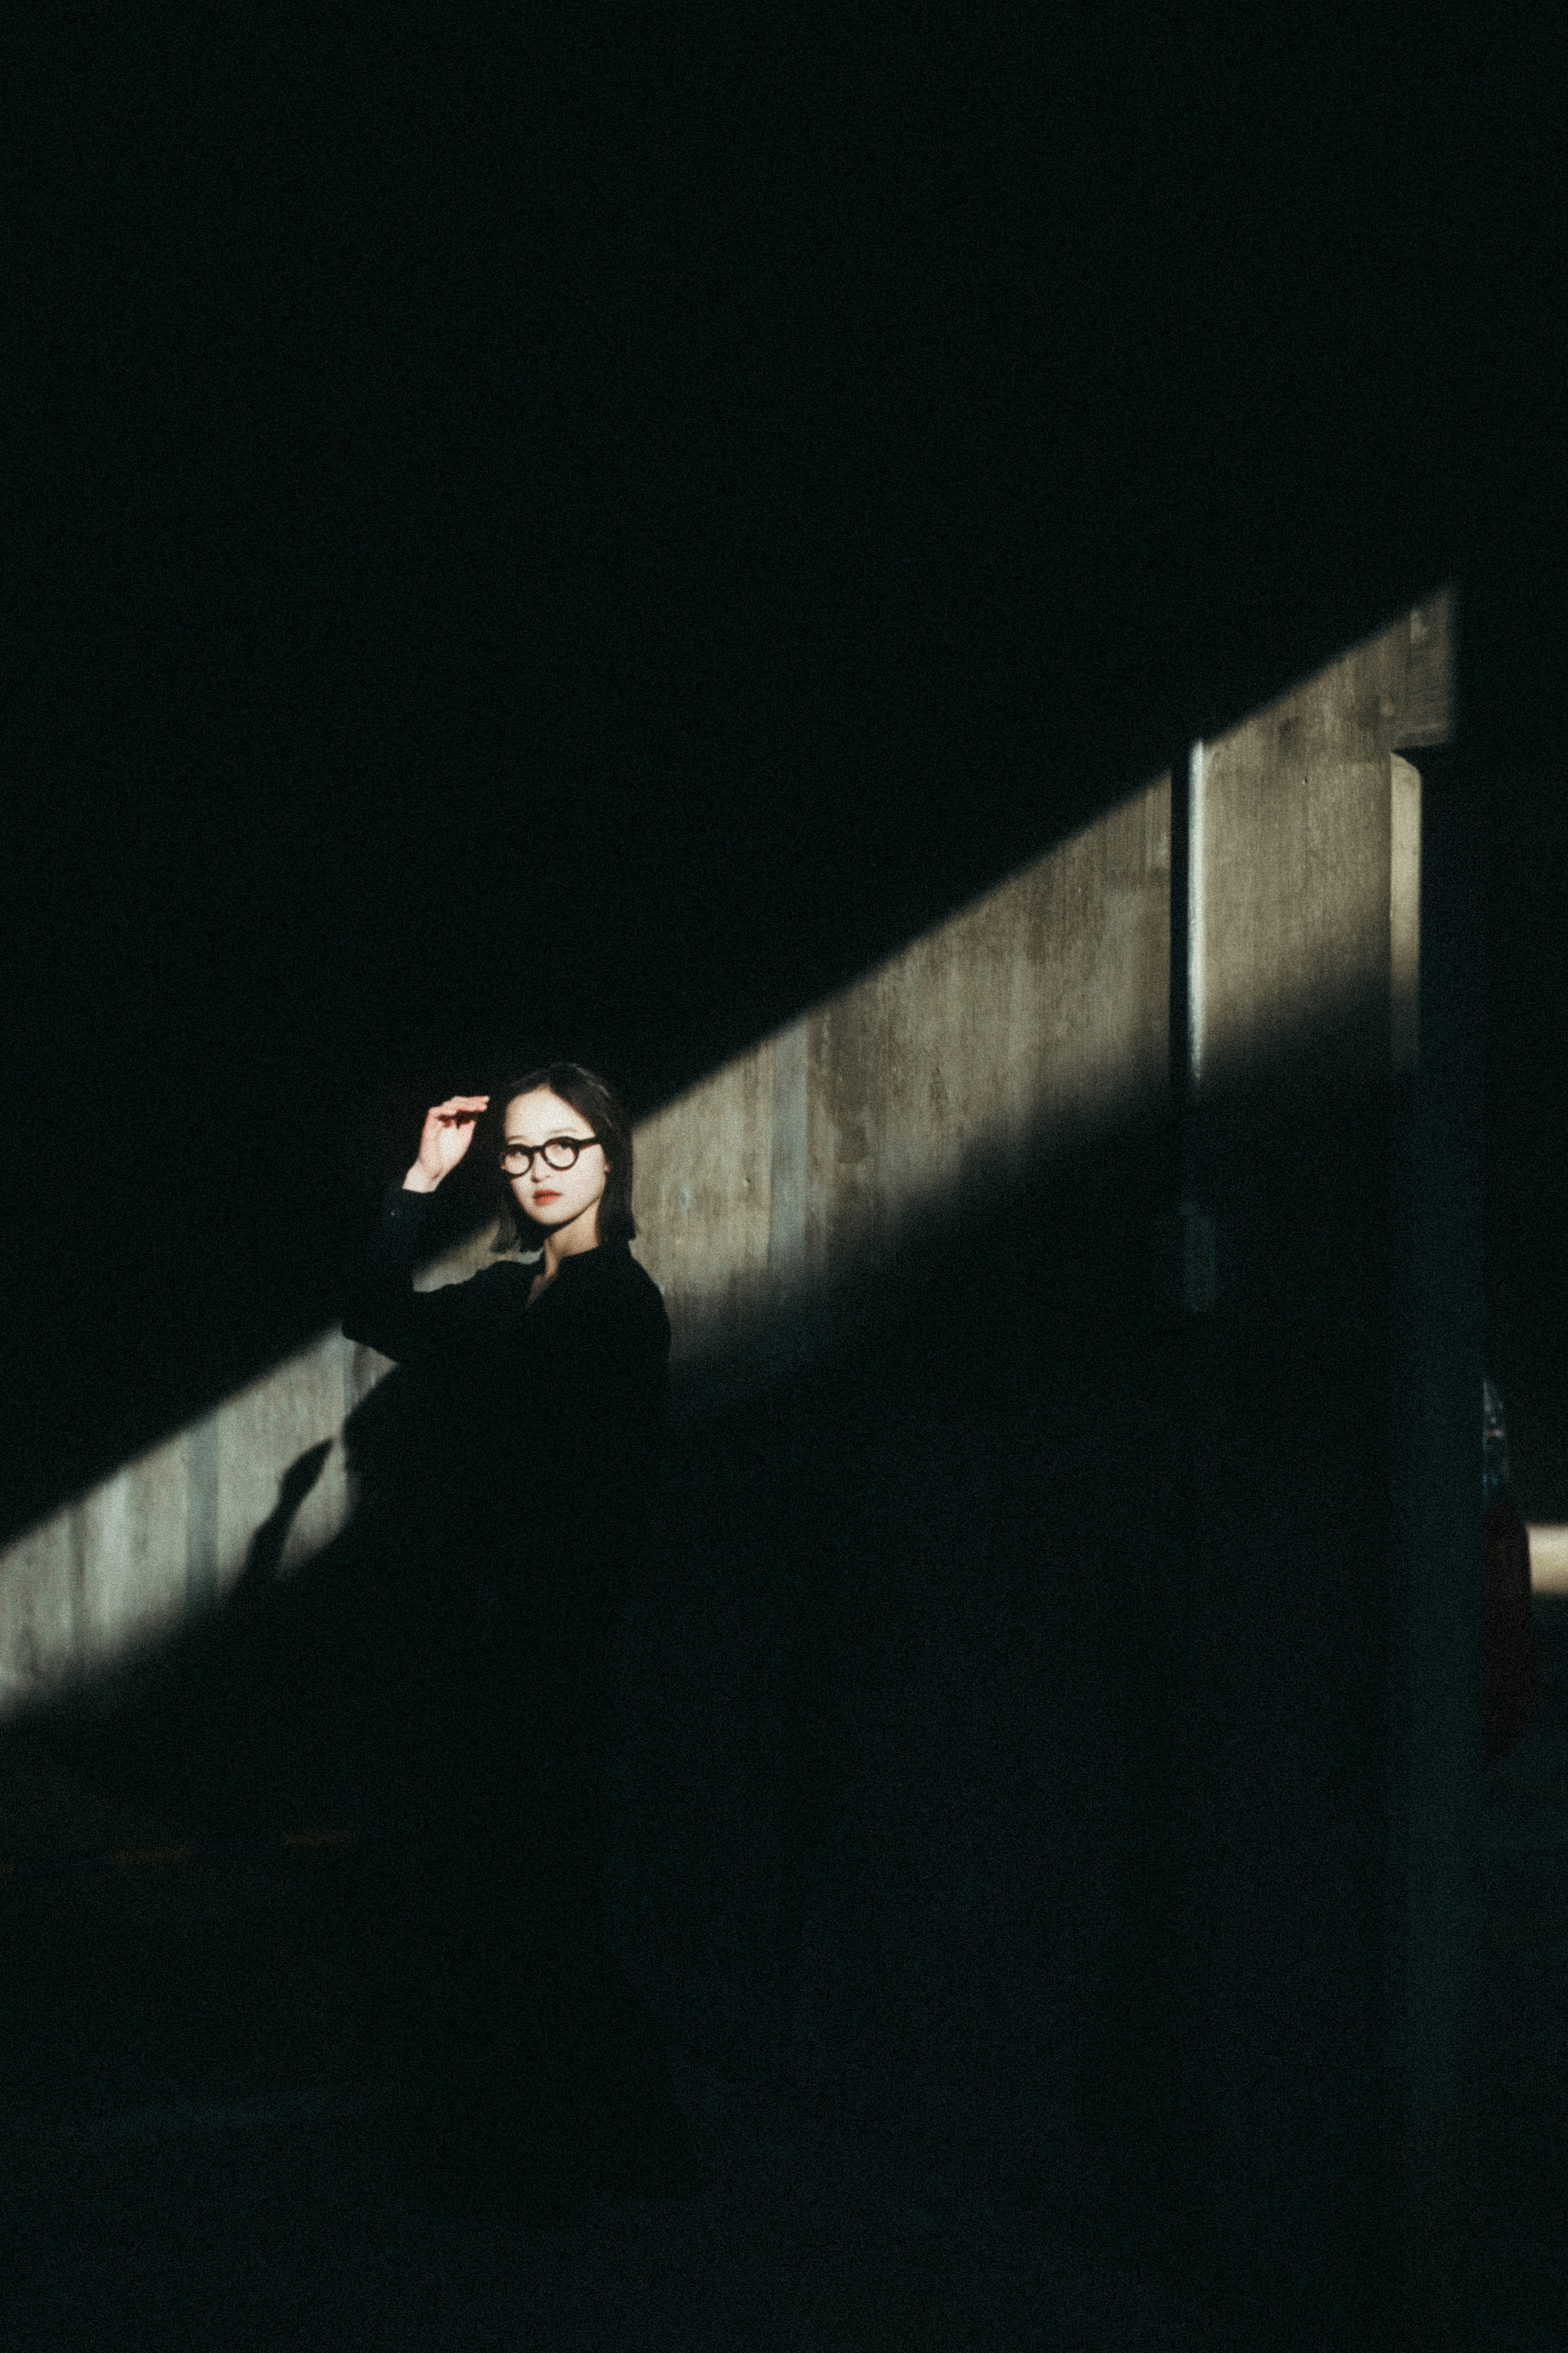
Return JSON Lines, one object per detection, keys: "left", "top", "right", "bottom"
{"left": 499, "top": 1134, "right": 603, "bottom": 1176}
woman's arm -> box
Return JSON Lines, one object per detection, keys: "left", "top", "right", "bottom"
{"left": 341, "top": 1094, "right": 493, "bottom": 1365}
{"left": 341, "top": 1184, "right": 451, "bottom": 1363}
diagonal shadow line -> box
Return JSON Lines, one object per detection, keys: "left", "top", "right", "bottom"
{"left": 227, "top": 1441, "right": 336, "bottom": 1612}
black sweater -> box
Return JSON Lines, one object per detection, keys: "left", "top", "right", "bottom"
{"left": 341, "top": 1184, "right": 671, "bottom": 1617}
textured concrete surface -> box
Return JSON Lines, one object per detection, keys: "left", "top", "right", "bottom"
{"left": 1194, "top": 594, "right": 1452, "bottom": 1093}
{"left": 0, "top": 604, "right": 1446, "bottom": 1716}
{"left": 0, "top": 593, "right": 1504, "bottom": 2344}
{"left": 1157, "top": 593, "right": 1474, "bottom": 2335}
{"left": 633, "top": 772, "right": 1171, "bottom": 1390}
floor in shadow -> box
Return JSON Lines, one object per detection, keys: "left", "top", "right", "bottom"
{"left": 1475, "top": 1597, "right": 1568, "bottom": 2353}
{"left": 0, "top": 2039, "right": 1264, "bottom": 2353}
{"left": 3, "top": 1618, "right": 1564, "bottom": 2351}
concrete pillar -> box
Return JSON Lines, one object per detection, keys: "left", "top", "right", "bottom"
{"left": 1151, "top": 591, "right": 1471, "bottom": 2345}
{"left": 1384, "top": 738, "right": 1484, "bottom": 2349}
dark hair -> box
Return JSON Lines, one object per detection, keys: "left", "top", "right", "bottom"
{"left": 488, "top": 1062, "right": 637, "bottom": 1253}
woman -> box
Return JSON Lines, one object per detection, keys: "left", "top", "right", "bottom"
{"left": 342, "top": 1063, "right": 692, "bottom": 2205}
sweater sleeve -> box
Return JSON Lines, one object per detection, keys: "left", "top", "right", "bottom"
{"left": 340, "top": 1183, "right": 481, "bottom": 1367}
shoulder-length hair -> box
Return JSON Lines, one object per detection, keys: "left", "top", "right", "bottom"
{"left": 488, "top": 1062, "right": 638, "bottom": 1253}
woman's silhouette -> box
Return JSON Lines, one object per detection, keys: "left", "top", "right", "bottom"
{"left": 342, "top": 1063, "right": 696, "bottom": 2208}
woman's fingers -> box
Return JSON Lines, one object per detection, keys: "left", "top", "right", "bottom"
{"left": 407, "top": 1095, "right": 490, "bottom": 1189}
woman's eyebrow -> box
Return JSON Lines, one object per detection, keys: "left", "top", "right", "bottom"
{"left": 506, "top": 1130, "right": 595, "bottom": 1145}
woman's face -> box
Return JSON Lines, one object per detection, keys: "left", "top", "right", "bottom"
{"left": 503, "top": 1087, "right": 609, "bottom": 1243}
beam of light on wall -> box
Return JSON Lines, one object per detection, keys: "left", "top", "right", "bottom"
{"left": 630, "top": 773, "right": 1173, "bottom": 1392}
{"left": 1188, "top": 737, "right": 1206, "bottom": 1094}
{"left": 0, "top": 583, "right": 1454, "bottom": 1715}
{"left": 1189, "top": 591, "right": 1452, "bottom": 1100}
{"left": 0, "top": 1330, "right": 358, "bottom": 1718}
{"left": 0, "top": 774, "right": 1172, "bottom": 1714}
{"left": 1390, "top": 755, "right": 1422, "bottom": 1077}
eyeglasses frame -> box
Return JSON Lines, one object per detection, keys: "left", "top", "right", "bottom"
{"left": 498, "top": 1134, "right": 604, "bottom": 1177}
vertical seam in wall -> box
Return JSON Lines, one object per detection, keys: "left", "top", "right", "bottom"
{"left": 768, "top": 1018, "right": 809, "bottom": 1294}
{"left": 68, "top": 1498, "right": 89, "bottom": 1662}
{"left": 185, "top": 1410, "right": 221, "bottom": 1608}
{"left": 1390, "top": 756, "right": 1422, "bottom": 1078}
{"left": 340, "top": 1330, "right": 358, "bottom": 1524}
{"left": 1169, "top": 752, "right": 1193, "bottom": 1122}
{"left": 1187, "top": 739, "right": 1206, "bottom": 1098}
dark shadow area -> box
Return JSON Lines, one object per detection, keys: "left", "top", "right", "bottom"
{"left": 1, "top": 1350, "right": 704, "bottom": 2212}
{"left": 1474, "top": 738, "right": 1568, "bottom": 2352}
{"left": 1477, "top": 1593, "right": 1568, "bottom": 2350}
{"left": 1, "top": 802, "right": 1560, "bottom": 2351}
{"left": 227, "top": 1439, "right": 334, "bottom": 1610}
{"left": 0, "top": 542, "right": 1552, "bottom": 1561}
{"left": 3, "top": 18, "right": 1563, "bottom": 2340}
{"left": 0, "top": 1017, "right": 1419, "bottom": 2347}
{"left": 6, "top": 688, "right": 1565, "bottom": 2352}
{"left": 1485, "top": 755, "right": 1568, "bottom": 1526}
{"left": 0, "top": 1098, "right": 1175, "bottom": 2172}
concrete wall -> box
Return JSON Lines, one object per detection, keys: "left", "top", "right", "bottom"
{"left": 632, "top": 777, "right": 1172, "bottom": 1392}
{"left": 610, "top": 778, "right": 1173, "bottom": 2190}
{"left": 0, "top": 590, "right": 1470, "bottom": 2345}
{"left": 0, "top": 1347, "right": 356, "bottom": 1717}
{"left": 1193, "top": 603, "right": 1450, "bottom": 1092}
{"left": 0, "top": 1262, "right": 488, "bottom": 1717}
{"left": 0, "top": 1434, "right": 190, "bottom": 1707}
{"left": 0, "top": 776, "right": 1169, "bottom": 1695}
{"left": 604, "top": 587, "right": 1466, "bottom": 2347}
{"left": 1161, "top": 589, "right": 1466, "bottom": 2343}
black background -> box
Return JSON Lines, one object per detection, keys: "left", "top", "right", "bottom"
{"left": 4, "top": 6, "right": 1565, "bottom": 1533}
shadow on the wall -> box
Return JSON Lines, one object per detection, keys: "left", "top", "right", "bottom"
{"left": 11, "top": 1364, "right": 510, "bottom": 1840}
{"left": 0, "top": 977, "right": 1503, "bottom": 2346}
{"left": 0, "top": 1093, "right": 1178, "bottom": 2205}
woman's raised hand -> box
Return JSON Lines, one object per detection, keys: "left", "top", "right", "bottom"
{"left": 403, "top": 1095, "right": 492, "bottom": 1193}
